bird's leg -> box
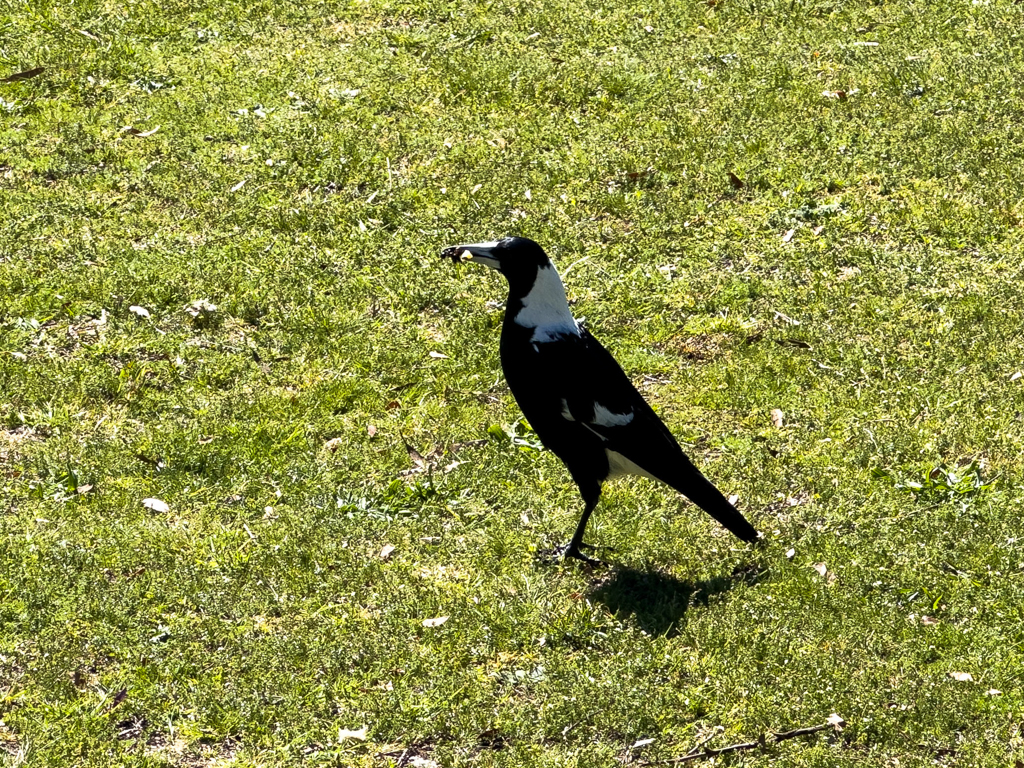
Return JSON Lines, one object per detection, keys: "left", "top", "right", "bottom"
{"left": 534, "top": 483, "right": 608, "bottom": 566}
{"left": 561, "top": 494, "right": 601, "bottom": 564}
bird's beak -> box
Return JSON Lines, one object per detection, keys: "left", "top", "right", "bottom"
{"left": 440, "top": 241, "right": 501, "bottom": 270}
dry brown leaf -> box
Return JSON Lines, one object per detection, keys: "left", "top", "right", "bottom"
{"left": 771, "top": 408, "right": 785, "bottom": 428}
{"left": 103, "top": 688, "right": 127, "bottom": 713}
{"left": 2, "top": 67, "right": 44, "bottom": 82}
{"left": 920, "top": 615, "right": 939, "bottom": 626}
{"left": 777, "top": 338, "right": 811, "bottom": 349}
{"left": 422, "top": 616, "right": 449, "bottom": 628}
{"left": 142, "top": 497, "right": 169, "bottom": 513}
{"left": 379, "top": 544, "right": 396, "bottom": 560}
{"left": 728, "top": 171, "right": 745, "bottom": 189}
{"left": 405, "top": 442, "right": 426, "bottom": 470}
{"left": 122, "top": 125, "right": 160, "bottom": 137}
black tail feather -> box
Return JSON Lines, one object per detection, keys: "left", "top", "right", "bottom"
{"left": 664, "top": 459, "right": 758, "bottom": 543}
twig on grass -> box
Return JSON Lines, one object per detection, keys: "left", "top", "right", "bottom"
{"left": 684, "top": 727, "right": 723, "bottom": 756}
{"left": 772, "top": 723, "right": 832, "bottom": 741}
{"left": 640, "top": 739, "right": 760, "bottom": 765}
{"left": 636, "top": 719, "right": 839, "bottom": 765}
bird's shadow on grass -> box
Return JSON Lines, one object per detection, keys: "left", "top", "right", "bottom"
{"left": 588, "top": 561, "right": 766, "bottom": 638}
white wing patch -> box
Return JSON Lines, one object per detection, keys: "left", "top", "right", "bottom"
{"left": 592, "top": 403, "right": 634, "bottom": 427}
{"left": 559, "top": 399, "right": 575, "bottom": 421}
{"left": 513, "top": 263, "right": 580, "bottom": 343}
{"left": 606, "top": 449, "right": 658, "bottom": 481}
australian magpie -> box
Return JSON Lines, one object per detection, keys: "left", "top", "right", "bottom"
{"left": 442, "top": 237, "right": 759, "bottom": 563}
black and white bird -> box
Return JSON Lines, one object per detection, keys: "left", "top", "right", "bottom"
{"left": 442, "top": 237, "right": 759, "bottom": 564}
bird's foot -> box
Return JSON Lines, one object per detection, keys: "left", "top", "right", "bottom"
{"left": 577, "top": 542, "right": 616, "bottom": 553}
{"left": 563, "top": 546, "right": 602, "bottom": 566}
{"left": 536, "top": 542, "right": 606, "bottom": 567}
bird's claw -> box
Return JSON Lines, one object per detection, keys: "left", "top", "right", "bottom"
{"left": 564, "top": 547, "right": 602, "bottom": 566}
{"left": 577, "top": 542, "right": 616, "bottom": 553}
{"left": 536, "top": 542, "right": 605, "bottom": 567}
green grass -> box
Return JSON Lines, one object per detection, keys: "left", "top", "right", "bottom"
{"left": 2, "top": 0, "right": 1024, "bottom": 764}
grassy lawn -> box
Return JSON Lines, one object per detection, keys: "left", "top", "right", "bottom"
{"left": 2, "top": 0, "right": 1024, "bottom": 764}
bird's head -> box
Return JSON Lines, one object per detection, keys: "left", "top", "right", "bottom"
{"left": 441, "top": 237, "right": 553, "bottom": 290}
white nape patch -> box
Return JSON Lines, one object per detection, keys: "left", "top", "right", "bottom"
{"left": 513, "top": 263, "right": 580, "bottom": 342}
{"left": 606, "top": 449, "right": 658, "bottom": 481}
{"left": 560, "top": 399, "right": 575, "bottom": 421}
{"left": 592, "top": 403, "right": 634, "bottom": 427}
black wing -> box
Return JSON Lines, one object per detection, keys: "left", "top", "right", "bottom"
{"left": 501, "top": 327, "right": 758, "bottom": 542}
{"left": 500, "top": 326, "right": 645, "bottom": 449}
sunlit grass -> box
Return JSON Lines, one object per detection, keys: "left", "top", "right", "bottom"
{"left": 2, "top": 0, "right": 1024, "bottom": 765}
